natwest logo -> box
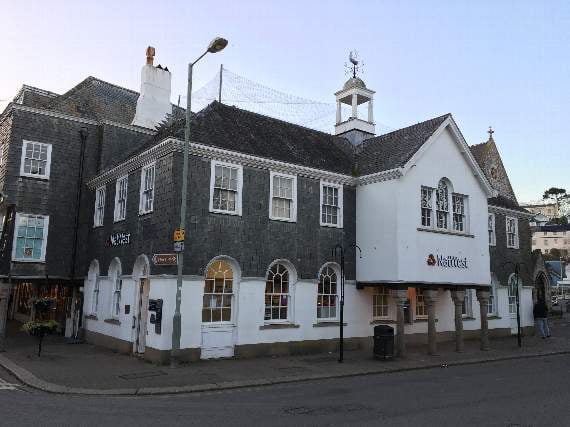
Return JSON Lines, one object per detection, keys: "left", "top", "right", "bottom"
{"left": 426, "top": 253, "right": 468, "bottom": 269}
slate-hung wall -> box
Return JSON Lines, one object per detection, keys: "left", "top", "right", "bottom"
{"left": 87, "top": 152, "right": 177, "bottom": 277}
{"left": 490, "top": 210, "right": 532, "bottom": 286}
{"left": 1, "top": 109, "right": 101, "bottom": 278}
{"left": 87, "top": 151, "right": 356, "bottom": 280}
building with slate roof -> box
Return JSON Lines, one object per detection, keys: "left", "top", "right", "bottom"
{"left": 0, "top": 48, "right": 536, "bottom": 363}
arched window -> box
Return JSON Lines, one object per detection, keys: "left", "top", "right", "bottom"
{"left": 436, "top": 179, "right": 449, "bottom": 229}
{"left": 265, "top": 263, "right": 290, "bottom": 321}
{"left": 202, "top": 260, "right": 233, "bottom": 323}
{"left": 317, "top": 266, "right": 338, "bottom": 320}
{"left": 88, "top": 261, "right": 100, "bottom": 315}
{"left": 508, "top": 274, "right": 520, "bottom": 315}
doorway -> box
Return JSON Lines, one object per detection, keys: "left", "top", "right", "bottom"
{"left": 134, "top": 278, "right": 149, "bottom": 355}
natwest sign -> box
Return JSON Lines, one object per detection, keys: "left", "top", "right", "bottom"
{"left": 427, "top": 253, "right": 468, "bottom": 269}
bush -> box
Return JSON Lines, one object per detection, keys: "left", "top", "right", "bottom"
{"left": 21, "top": 320, "right": 58, "bottom": 337}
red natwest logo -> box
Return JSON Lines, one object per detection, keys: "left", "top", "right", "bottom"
{"left": 427, "top": 254, "right": 436, "bottom": 266}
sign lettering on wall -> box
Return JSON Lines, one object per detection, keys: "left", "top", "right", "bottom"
{"left": 105, "top": 232, "right": 131, "bottom": 248}
{"left": 427, "top": 253, "right": 468, "bottom": 269}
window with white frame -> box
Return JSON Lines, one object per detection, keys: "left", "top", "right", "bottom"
{"left": 12, "top": 213, "right": 49, "bottom": 262}
{"left": 488, "top": 282, "right": 497, "bottom": 316}
{"left": 462, "top": 290, "right": 473, "bottom": 317}
{"left": 317, "top": 266, "right": 338, "bottom": 320}
{"left": 114, "top": 175, "right": 128, "bottom": 222}
{"left": 488, "top": 213, "right": 496, "bottom": 246}
{"left": 415, "top": 288, "right": 428, "bottom": 319}
{"left": 94, "top": 186, "right": 105, "bottom": 227}
{"left": 202, "top": 260, "right": 234, "bottom": 322}
{"left": 507, "top": 274, "right": 519, "bottom": 315}
{"left": 139, "top": 163, "right": 155, "bottom": 215}
{"left": 20, "top": 141, "right": 52, "bottom": 179}
{"left": 420, "top": 186, "right": 433, "bottom": 227}
{"left": 373, "top": 287, "right": 390, "bottom": 320}
{"left": 112, "top": 278, "right": 122, "bottom": 318}
{"left": 452, "top": 193, "right": 466, "bottom": 232}
{"left": 320, "top": 182, "right": 343, "bottom": 227}
{"left": 506, "top": 217, "right": 519, "bottom": 248}
{"left": 91, "top": 278, "right": 100, "bottom": 314}
{"left": 210, "top": 161, "right": 242, "bottom": 215}
{"left": 269, "top": 172, "right": 297, "bottom": 221}
{"left": 264, "top": 263, "right": 290, "bottom": 321}
{"left": 436, "top": 179, "right": 449, "bottom": 229}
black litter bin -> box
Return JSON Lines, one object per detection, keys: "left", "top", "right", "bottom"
{"left": 373, "top": 324, "right": 394, "bottom": 360}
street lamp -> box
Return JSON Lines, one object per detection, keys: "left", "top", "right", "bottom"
{"left": 171, "top": 37, "right": 228, "bottom": 365}
{"left": 332, "top": 243, "right": 362, "bottom": 363}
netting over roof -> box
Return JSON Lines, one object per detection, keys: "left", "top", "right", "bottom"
{"left": 190, "top": 67, "right": 393, "bottom": 135}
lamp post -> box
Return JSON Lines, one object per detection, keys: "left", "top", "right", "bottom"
{"left": 171, "top": 37, "right": 228, "bottom": 365}
{"left": 332, "top": 243, "right": 362, "bottom": 363}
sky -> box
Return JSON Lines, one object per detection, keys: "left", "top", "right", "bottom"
{"left": 1, "top": 0, "right": 568, "bottom": 203}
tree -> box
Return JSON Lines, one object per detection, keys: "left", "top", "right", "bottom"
{"left": 543, "top": 187, "right": 569, "bottom": 216}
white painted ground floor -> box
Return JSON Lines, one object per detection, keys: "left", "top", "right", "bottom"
{"left": 80, "top": 255, "right": 535, "bottom": 364}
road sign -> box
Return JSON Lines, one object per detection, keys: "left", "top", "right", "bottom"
{"left": 174, "top": 228, "right": 185, "bottom": 242}
{"left": 173, "top": 242, "right": 184, "bottom": 252}
{"left": 152, "top": 253, "right": 178, "bottom": 266}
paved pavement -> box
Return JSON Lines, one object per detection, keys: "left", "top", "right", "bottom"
{"left": 1, "top": 318, "right": 569, "bottom": 395}
{"left": 1, "top": 353, "right": 569, "bottom": 426}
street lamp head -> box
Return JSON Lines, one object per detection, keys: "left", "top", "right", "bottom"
{"left": 207, "top": 37, "right": 228, "bottom": 53}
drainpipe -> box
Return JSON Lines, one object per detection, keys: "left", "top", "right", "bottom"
{"left": 71, "top": 127, "right": 89, "bottom": 283}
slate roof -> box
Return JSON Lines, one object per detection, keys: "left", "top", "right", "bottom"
{"left": 488, "top": 195, "right": 529, "bottom": 212}
{"left": 45, "top": 77, "right": 139, "bottom": 124}
{"left": 13, "top": 85, "right": 58, "bottom": 109}
{"left": 148, "top": 101, "right": 355, "bottom": 175}
{"left": 354, "top": 114, "right": 450, "bottom": 175}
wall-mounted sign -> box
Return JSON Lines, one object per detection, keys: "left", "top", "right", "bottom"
{"left": 105, "top": 232, "right": 131, "bottom": 247}
{"left": 427, "top": 253, "right": 468, "bottom": 269}
{"left": 173, "top": 228, "right": 185, "bottom": 242}
{"left": 174, "top": 241, "right": 184, "bottom": 252}
{"left": 152, "top": 253, "right": 178, "bottom": 266}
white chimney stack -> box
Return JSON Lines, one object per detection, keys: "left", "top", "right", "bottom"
{"left": 131, "top": 46, "right": 172, "bottom": 129}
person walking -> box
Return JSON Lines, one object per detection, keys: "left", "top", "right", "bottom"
{"left": 533, "top": 299, "right": 551, "bottom": 339}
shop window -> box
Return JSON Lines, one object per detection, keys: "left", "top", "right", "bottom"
{"left": 317, "top": 266, "right": 338, "bottom": 320}
{"left": 202, "top": 260, "right": 233, "bottom": 323}
{"left": 264, "top": 263, "right": 290, "bottom": 321}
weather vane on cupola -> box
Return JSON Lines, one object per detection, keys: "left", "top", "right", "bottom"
{"left": 344, "top": 50, "right": 364, "bottom": 78}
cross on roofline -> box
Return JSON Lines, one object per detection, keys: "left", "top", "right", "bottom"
{"left": 488, "top": 126, "right": 494, "bottom": 138}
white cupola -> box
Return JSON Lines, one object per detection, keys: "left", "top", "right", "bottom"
{"left": 334, "top": 53, "right": 375, "bottom": 145}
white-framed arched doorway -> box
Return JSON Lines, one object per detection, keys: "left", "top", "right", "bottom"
{"left": 200, "top": 255, "right": 241, "bottom": 359}
{"left": 132, "top": 255, "right": 150, "bottom": 355}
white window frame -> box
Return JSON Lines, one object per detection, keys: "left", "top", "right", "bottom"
{"left": 462, "top": 289, "right": 473, "bottom": 318}
{"left": 209, "top": 160, "right": 243, "bottom": 216}
{"left": 372, "top": 287, "right": 391, "bottom": 320}
{"left": 488, "top": 277, "right": 498, "bottom": 316}
{"left": 94, "top": 186, "right": 106, "bottom": 227}
{"left": 506, "top": 216, "right": 519, "bottom": 249}
{"left": 139, "top": 162, "right": 156, "bottom": 215}
{"left": 317, "top": 265, "right": 339, "bottom": 321}
{"left": 452, "top": 193, "right": 467, "bottom": 232}
{"left": 264, "top": 263, "right": 292, "bottom": 323}
{"left": 269, "top": 171, "right": 297, "bottom": 222}
{"left": 320, "top": 181, "right": 343, "bottom": 228}
{"left": 114, "top": 175, "right": 128, "bottom": 222}
{"left": 19, "top": 140, "right": 52, "bottom": 180}
{"left": 488, "top": 213, "right": 496, "bottom": 246}
{"left": 11, "top": 213, "right": 49, "bottom": 262}
{"left": 91, "top": 278, "right": 100, "bottom": 315}
{"left": 415, "top": 288, "right": 428, "bottom": 320}
{"left": 111, "top": 276, "right": 122, "bottom": 319}
{"left": 420, "top": 186, "right": 434, "bottom": 227}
